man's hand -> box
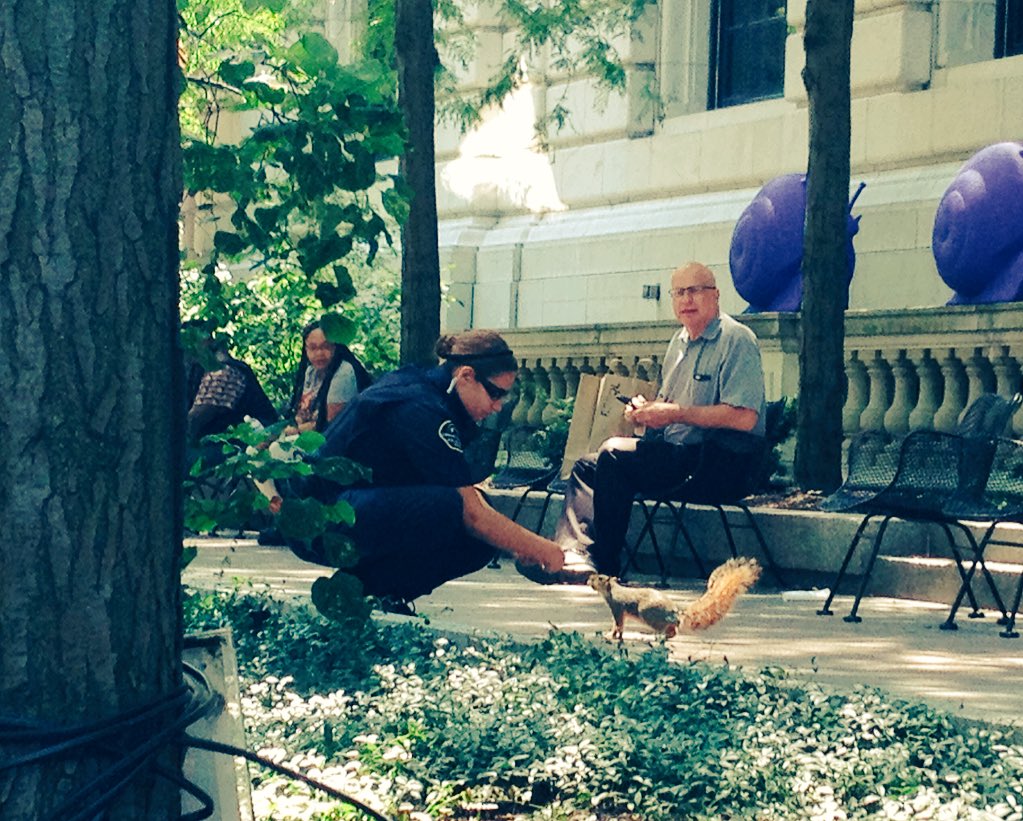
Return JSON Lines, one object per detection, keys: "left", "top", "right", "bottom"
{"left": 628, "top": 400, "right": 683, "bottom": 429}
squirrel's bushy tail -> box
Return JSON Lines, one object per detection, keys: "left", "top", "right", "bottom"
{"left": 679, "top": 557, "right": 761, "bottom": 631}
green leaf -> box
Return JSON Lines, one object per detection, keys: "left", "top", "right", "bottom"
{"left": 310, "top": 570, "right": 370, "bottom": 623}
{"left": 319, "top": 313, "right": 356, "bottom": 345}
{"left": 242, "top": 0, "right": 287, "bottom": 11}
{"left": 247, "top": 81, "right": 287, "bottom": 106}
{"left": 277, "top": 497, "right": 326, "bottom": 542}
{"left": 293, "top": 430, "right": 327, "bottom": 453}
{"left": 213, "top": 230, "right": 248, "bottom": 256}
{"left": 382, "top": 185, "right": 410, "bottom": 225}
{"left": 322, "top": 531, "right": 358, "bottom": 567}
{"left": 286, "top": 33, "right": 339, "bottom": 76}
{"left": 312, "top": 455, "right": 371, "bottom": 486}
{"left": 217, "top": 59, "right": 255, "bottom": 89}
{"left": 323, "top": 499, "right": 356, "bottom": 526}
{"left": 315, "top": 282, "right": 344, "bottom": 309}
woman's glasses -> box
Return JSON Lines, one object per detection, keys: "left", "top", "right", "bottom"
{"left": 477, "top": 375, "right": 510, "bottom": 400}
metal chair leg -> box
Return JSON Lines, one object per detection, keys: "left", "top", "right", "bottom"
{"left": 715, "top": 502, "right": 787, "bottom": 587}
{"left": 621, "top": 497, "right": 661, "bottom": 580}
{"left": 818, "top": 513, "right": 878, "bottom": 616}
{"left": 844, "top": 516, "right": 893, "bottom": 623}
{"left": 942, "top": 523, "right": 1005, "bottom": 630}
{"left": 999, "top": 570, "right": 1023, "bottom": 638}
{"left": 668, "top": 503, "right": 706, "bottom": 581}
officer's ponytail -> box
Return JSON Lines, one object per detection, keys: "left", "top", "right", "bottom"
{"left": 436, "top": 330, "right": 517, "bottom": 378}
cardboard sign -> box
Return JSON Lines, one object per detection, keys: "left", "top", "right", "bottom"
{"left": 559, "top": 374, "right": 657, "bottom": 477}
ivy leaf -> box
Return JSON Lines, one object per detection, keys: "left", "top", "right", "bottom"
{"left": 319, "top": 313, "right": 356, "bottom": 345}
{"left": 277, "top": 497, "right": 326, "bottom": 542}
{"left": 310, "top": 570, "right": 370, "bottom": 624}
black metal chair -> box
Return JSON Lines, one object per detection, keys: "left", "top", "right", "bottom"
{"left": 816, "top": 393, "right": 1022, "bottom": 624}
{"left": 941, "top": 435, "right": 1023, "bottom": 637}
{"left": 620, "top": 399, "right": 792, "bottom": 588}
{"left": 487, "top": 426, "right": 561, "bottom": 525}
{"left": 465, "top": 427, "right": 505, "bottom": 485}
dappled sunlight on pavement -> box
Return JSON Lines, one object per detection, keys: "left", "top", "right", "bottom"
{"left": 184, "top": 536, "right": 1023, "bottom": 727}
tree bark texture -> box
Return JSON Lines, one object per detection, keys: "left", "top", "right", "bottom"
{"left": 0, "top": 2, "right": 183, "bottom": 818}
{"left": 795, "top": 0, "right": 855, "bottom": 491}
{"left": 395, "top": 0, "right": 442, "bottom": 366}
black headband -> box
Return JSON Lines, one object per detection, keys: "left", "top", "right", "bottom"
{"left": 445, "top": 350, "right": 515, "bottom": 363}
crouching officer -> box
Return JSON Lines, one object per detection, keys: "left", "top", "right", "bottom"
{"left": 274, "top": 329, "right": 564, "bottom": 606}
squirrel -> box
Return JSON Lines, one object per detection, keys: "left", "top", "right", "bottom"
{"left": 588, "top": 557, "right": 762, "bottom": 640}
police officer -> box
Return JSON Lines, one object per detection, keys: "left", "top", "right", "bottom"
{"left": 279, "top": 329, "right": 564, "bottom": 604}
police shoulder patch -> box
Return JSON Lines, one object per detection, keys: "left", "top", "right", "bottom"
{"left": 438, "top": 419, "right": 463, "bottom": 452}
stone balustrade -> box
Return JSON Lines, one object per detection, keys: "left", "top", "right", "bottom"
{"left": 495, "top": 303, "right": 1023, "bottom": 438}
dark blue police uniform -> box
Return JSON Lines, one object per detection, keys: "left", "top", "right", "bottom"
{"left": 291, "top": 366, "right": 496, "bottom": 600}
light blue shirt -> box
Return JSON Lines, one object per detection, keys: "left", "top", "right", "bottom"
{"left": 656, "top": 313, "right": 766, "bottom": 450}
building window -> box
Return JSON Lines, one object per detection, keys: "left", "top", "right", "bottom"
{"left": 996, "top": 0, "right": 1023, "bottom": 57}
{"left": 709, "top": 0, "right": 787, "bottom": 109}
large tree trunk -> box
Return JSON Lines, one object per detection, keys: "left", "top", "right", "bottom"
{"left": 795, "top": 0, "right": 855, "bottom": 491}
{"left": 0, "top": 2, "right": 183, "bottom": 818}
{"left": 395, "top": 0, "right": 442, "bottom": 366}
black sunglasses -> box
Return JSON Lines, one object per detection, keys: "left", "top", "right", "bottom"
{"left": 477, "top": 374, "right": 510, "bottom": 400}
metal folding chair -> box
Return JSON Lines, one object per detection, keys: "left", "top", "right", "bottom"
{"left": 620, "top": 400, "right": 790, "bottom": 589}
{"left": 816, "top": 393, "right": 1022, "bottom": 624}
{"left": 816, "top": 430, "right": 1009, "bottom": 624}
{"left": 941, "top": 435, "right": 1023, "bottom": 637}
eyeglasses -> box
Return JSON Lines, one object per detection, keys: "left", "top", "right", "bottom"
{"left": 669, "top": 285, "right": 717, "bottom": 299}
{"left": 477, "top": 375, "right": 510, "bottom": 401}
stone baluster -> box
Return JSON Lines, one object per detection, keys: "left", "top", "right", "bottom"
{"left": 607, "top": 356, "right": 630, "bottom": 377}
{"left": 992, "top": 346, "right": 1022, "bottom": 396}
{"left": 510, "top": 361, "right": 534, "bottom": 426}
{"left": 908, "top": 349, "right": 941, "bottom": 431}
{"left": 960, "top": 347, "right": 996, "bottom": 426}
{"left": 635, "top": 356, "right": 656, "bottom": 384}
{"left": 882, "top": 350, "right": 917, "bottom": 436}
{"left": 995, "top": 346, "right": 1023, "bottom": 436}
{"left": 527, "top": 361, "right": 550, "bottom": 426}
{"left": 843, "top": 352, "right": 869, "bottom": 436}
{"left": 578, "top": 357, "right": 597, "bottom": 378}
{"left": 562, "top": 359, "right": 581, "bottom": 401}
{"left": 858, "top": 351, "right": 892, "bottom": 432}
{"left": 542, "top": 361, "right": 566, "bottom": 424}
{"left": 932, "top": 349, "right": 967, "bottom": 432}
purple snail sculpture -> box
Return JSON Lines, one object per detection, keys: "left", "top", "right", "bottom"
{"left": 729, "top": 173, "right": 864, "bottom": 312}
{"left": 932, "top": 142, "right": 1023, "bottom": 305}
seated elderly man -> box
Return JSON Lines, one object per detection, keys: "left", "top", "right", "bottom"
{"left": 520, "top": 261, "right": 767, "bottom": 584}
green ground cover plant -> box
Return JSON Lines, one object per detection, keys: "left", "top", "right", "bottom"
{"left": 185, "top": 589, "right": 1023, "bottom": 820}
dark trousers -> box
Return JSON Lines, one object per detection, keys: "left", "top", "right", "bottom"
{"left": 553, "top": 437, "right": 756, "bottom": 575}
{"left": 289, "top": 486, "right": 496, "bottom": 601}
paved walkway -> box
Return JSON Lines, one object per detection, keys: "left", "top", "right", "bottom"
{"left": 184, "top": 536, "right": 1023, "bottom": 728}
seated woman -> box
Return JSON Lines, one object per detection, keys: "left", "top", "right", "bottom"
{"left": 287, "top": 320, "right": 372, "bottom": 433}
{"left": 274, "top": 329, "right": 565, "bottom": 603}
{"left": 186, "top": 335, "right": 278, "bottom": 445}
